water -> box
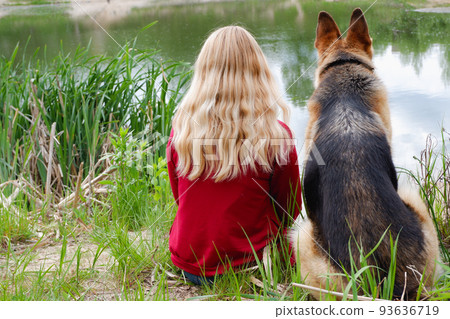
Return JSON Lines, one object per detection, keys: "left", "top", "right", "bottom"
{"left": 0, "top": 0, "right": 449, "bottom": 170}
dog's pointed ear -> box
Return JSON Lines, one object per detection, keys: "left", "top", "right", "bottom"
{"left": 315, "top": 11, "right": 341, "bottom": 55}
{"left": 347, "top": 8, "right": 372, "bottom": 57}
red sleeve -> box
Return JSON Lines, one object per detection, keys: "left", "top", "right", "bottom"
{"left": 166, "top": 129, "right": 179, "bottom": 205}
{"left": 269, "top": 122, "right": 302, "bottom": 227}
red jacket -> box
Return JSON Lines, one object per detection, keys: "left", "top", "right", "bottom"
{"left": 166, "top": 122, "right": 301, "bottom": 276}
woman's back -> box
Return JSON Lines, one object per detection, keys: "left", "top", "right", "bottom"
{"left": 167, "top": 26, "right": 302, "bottom": 278}
{"left": 167, "top": 121, "right": 300, "bottom": 276}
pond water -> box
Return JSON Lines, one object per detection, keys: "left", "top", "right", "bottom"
{"left": 0, "top": 0, "right": 449, "bottom": 170}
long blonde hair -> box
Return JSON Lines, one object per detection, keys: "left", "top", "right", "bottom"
{"left": 172, "top": 26, "right": 292, "bottom": 181}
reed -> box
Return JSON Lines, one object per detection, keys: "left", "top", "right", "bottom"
{"left": 0, "top": 40, "right": 189, "bottom": 204}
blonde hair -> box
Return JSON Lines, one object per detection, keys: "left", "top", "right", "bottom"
{"left": 172, "top": 26, "right": 292, "bottom": 181}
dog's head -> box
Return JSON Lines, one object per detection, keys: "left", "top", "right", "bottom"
{"left": 314, "top": 8, "right": 373, "bottom": 86}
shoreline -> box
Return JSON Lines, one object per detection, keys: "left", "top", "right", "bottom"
{"left": 1, "top": 0, "right": 449, "bottom": 8}
{"left": 1, "top": 0, "right": 449, "bottom": 18}
{"left": 0, "top": 0, "right": 243, "bottom": 21}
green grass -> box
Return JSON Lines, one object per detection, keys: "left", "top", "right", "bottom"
{"left": 0, "top": 41, "right": 449, "bottom": 300}
{"left": 0, "top": 39, "right": 189, "bottom": 192}
{"left": 399, "top": 129, "right": 450, "bottom": 261}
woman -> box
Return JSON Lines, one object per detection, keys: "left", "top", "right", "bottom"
{"left": 166, "top": 26, "right": 301, "bottom": 285}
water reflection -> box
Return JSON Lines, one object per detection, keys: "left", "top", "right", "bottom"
{"left": 0, "top": 0, "right": 448, "bottom": 169}
{"left": 368, "top": 45, "right": 448, "bottom": 169}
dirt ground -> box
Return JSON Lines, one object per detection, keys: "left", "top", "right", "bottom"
{"left": 425, "top": 0, "right": 450, "bottom": 6}
{"left": 0, "top": 231, "right": 202, "bottom": 300}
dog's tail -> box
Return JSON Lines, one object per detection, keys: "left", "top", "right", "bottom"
{"left": 288, "top": 215, "right": 306, "bottom": 263}
{"left": 397, "top": 180, "right": 428, "bottom": 219}
{"left": 397, "top": 181, "right": 443, "bottom": 299}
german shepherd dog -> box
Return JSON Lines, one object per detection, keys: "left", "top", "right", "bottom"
{"left": 290, "top": 8, "right": 441, "bottom": 300}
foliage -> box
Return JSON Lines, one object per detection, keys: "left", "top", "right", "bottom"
{"left": 0, "top": 41, "right": 189, "bottom": 198}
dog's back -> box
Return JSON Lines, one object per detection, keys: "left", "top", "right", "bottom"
{"left": 292, "top": 8, "right": 441, "bottom": 300}
{"left": 305, "top": 56, "right": 425, "bottom": 298}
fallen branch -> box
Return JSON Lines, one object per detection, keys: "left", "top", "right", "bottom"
{"left": 19, "top": 177, "right": 45, "bottom": 201}
{"left": 291, "top": 282, "right": 386, "bottom": 301}
{"left": 249, "top": 275, "right": 284, "bottom": 293}
{"left": 55, "top": 167, "right": 115, "bottom": 209}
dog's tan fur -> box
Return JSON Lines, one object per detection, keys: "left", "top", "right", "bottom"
{"left": 397, "top": 185, "right": 442, "bottom": 286}
{"left": 292, "top": 218, "right": 347, "bottom": 300}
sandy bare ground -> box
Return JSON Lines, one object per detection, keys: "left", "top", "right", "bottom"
{"left": 413, "top": 0, "right": 450, "bottom": 12}
{"left": 0, "top": 0, "right": 244, "bottom": 22}
{"left": 1, "top": 0, "right": 448, "bottom": 21}
{"left": 415, "top": 7, "right": 450, "bottom": 12}
{"left": 0, "top": 228, "right": 201, "bottom": 300}
{"left": 1, "top": 0, "right": 449, "bottom": 8}
{"left": 69, "top": 0, "right": 243, "bottom": 23}
{"left": 70, "top": 0, "right": 154, "bottom": 21}
{"left": 424, "top": 0, "right": 450, "bottom": 6}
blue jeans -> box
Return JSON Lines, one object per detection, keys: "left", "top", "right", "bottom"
{"left": 183, "top": 271, "right": 216, "bottom": 285}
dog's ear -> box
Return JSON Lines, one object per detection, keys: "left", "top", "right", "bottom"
{"left": 347, "top": 8, "right": 372, "bottom": 57}
{"left": 315, "top": 11, "right": 341, "bottom": 56}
